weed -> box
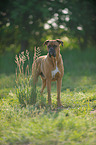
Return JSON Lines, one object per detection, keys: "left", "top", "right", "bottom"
{"left": 15, "top": 48, "right": 41, "bottom": 107}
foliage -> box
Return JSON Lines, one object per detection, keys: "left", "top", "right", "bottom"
{"left": 65, "top": 0, "right": 96, "bottom": 49}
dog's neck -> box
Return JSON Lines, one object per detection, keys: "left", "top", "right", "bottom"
{"left": 51, "top": 56, "right": 56, "bottom": 67}
{"left": 47, "top": 52, "right": 60, "bottom": 68}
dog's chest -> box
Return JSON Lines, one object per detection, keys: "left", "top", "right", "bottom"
{"left": 51, "top": 61, "right": 60, "bottom": 78}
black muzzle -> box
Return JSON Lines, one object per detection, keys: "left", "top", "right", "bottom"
{"left": 49, "top": 48, "right": 56, "bottom": 57}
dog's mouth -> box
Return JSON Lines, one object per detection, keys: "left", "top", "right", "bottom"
{"left": 49, "top": 48, "right": 56, "bottom": 57}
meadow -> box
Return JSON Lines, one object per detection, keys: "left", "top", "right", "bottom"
{"left": 0, "top": 48, "right": 96, "bottom": 145}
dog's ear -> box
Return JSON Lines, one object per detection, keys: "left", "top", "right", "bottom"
{"left": 44, "top": 40, "right": 49, "bottom": 45}
{"left": 56, "top": 39, "right": 63, "bottom": 46}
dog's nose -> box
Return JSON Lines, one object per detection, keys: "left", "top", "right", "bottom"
{"left": 49, "top": 47, "right": 54, "bottom": 51}
{"left": 49, "top": 48, "right": 56, "bottom": 57}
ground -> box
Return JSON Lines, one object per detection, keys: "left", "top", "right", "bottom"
{"left": 0, "top": 49, "right": 96, "bottom": 145}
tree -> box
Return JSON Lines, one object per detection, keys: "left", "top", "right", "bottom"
{"left": 0, "top": 0, "right": 96, "bottom": 53}
{"left": 0, "top": 0, "right": 53, "bottom": 52}
{"left": 44, "top": 0, "right": 96, "bottom": 49}
{"left": 58, "top": 0, "right": 96, "bottom": 49}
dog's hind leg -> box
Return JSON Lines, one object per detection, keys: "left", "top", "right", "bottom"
{"left": 32, "top": 60, "right": 40, "bottom": 85}
{"left": 31, "top": 63, "right": 40, "bottom": 104}
{"left": 41, "top": 79, "right": 46, "bottom": 94}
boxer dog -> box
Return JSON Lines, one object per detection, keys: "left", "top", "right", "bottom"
{"left": 32, "top": 39, "right": 64, "bottom": 106}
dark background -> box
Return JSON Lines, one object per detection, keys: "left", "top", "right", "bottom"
{"left": 0, "top": 0, "right": 96, "bottom": 74}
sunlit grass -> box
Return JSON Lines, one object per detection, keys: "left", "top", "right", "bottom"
{"left": 0, "top": 49, "right": 96, "bottom": 145}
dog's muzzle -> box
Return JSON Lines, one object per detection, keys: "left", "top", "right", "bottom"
{"left": 49, "top": 48, "right": 56, "bottom": 57}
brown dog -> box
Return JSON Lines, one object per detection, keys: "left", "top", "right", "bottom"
{"left": 32, "top": 39, "right": 64, "bottom": 106}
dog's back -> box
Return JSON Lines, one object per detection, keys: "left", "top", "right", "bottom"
{"left": 32, "top": 55, "right": 47, "bottom": 83}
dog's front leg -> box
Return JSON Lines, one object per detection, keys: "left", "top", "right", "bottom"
{"left": 46, "top": 79, "right": 51, "bottom": 105}
{"left": 57, "top": 78, "right": 62, "bottom": 106}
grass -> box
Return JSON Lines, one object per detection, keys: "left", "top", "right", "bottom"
{"left": 0, "top": 48, "right": 96, "bottom": 145}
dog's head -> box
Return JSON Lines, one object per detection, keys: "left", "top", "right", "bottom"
{"left": 44, "top": 39, "right": 63, "bottom": 58}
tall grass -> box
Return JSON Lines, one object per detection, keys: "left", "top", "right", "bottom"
{"left": 15, "top": 48, "right": 42, "bottom": 107}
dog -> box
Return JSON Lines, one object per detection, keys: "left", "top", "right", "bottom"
{"left": 32, "top": 39, "right": 64, "bottom": 106}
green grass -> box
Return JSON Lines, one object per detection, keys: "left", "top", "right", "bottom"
{"left": 0, "top": 49, "right": 96, "bottom": 145}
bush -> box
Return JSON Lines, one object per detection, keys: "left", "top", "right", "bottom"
{"left": 15, "top": 50, "right": 37, "bottom": 107}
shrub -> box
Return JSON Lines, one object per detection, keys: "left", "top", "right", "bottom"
{"left": 15, "top": 48, "right": 40, "bottom": 107}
